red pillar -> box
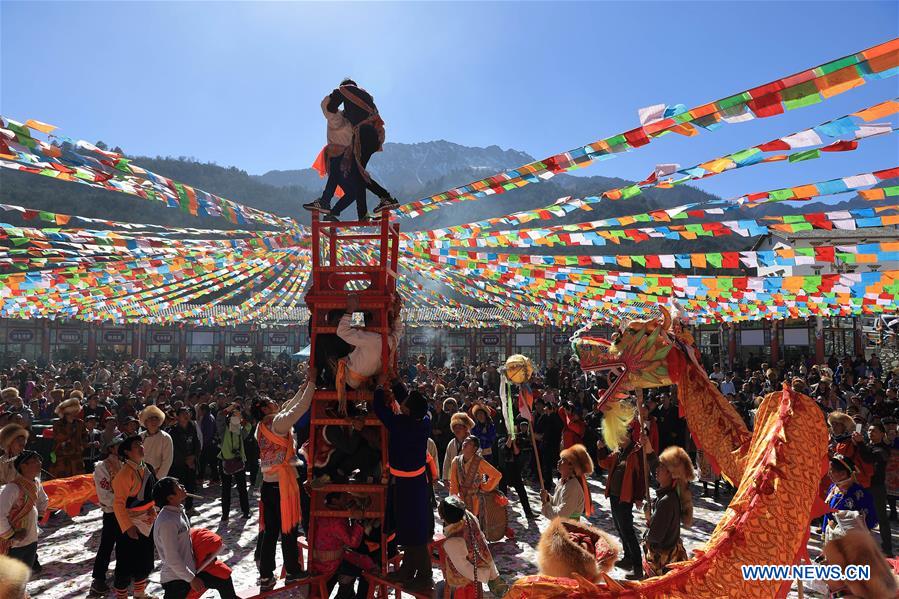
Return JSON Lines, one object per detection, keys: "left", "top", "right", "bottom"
{"left": 469, "top": 329, "right": 476, "bottom": 363}
{"left": 769, "top": 321, "right": 780, "bottom": 364}
{"left": 41, "top": 320, "right": 50, "bottom": 358}
{"left": 87, "top": 327, "right": 97, "bottom": 360}
{"left": 131, "top": 325, "right": 140, "bottom": 358}
{"left": 853, "top": 317, "right": 864, "bottom": 357}
{"left": 178, "top": 326, "right": 187, "bottom": 362}
{"left": 727, "top": 325, "right": 736, "bottom": 370}
{"left": 539, "top": 326, "right": 548, "bottom": 366}
{"left": 505, "top": 327, "right": 513, "bottom": 359}
{"left": 814, "top": 316, "right": 825, "bottom": 365}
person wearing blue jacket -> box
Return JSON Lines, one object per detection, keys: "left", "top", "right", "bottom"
{"left": 823, "top": 454, "right": 878, "bottom": 536}
{"left": 373, "top": 376, "right": 433, "bottom": 593}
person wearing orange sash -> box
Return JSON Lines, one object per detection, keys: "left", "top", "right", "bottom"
{"left": 450, "top": 435, "right": 502, "bottom": 518}
{"left": 112, "top": 435, "right": 158, "bottom": 599}
{"left": 0, "top": 450, "right": 48, "bottom": 591}
{"left": 540, "top": 443, "right": 594, "bottom": 522}
{"left": 374, "top": 378, "right": 434, "bottom": 592}
{"left": 250, "top": 378, "right": 314, "bottom": 592}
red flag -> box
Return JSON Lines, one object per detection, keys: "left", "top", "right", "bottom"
{"left": 518, "top": 383, "right": 534, "bottom": 421}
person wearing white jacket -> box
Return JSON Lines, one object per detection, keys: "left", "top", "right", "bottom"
{"left": 0, "top": 451, "right": 48, "bottom": 585}
{"left": 152, "top": 477, "right": 236, "bottom": 598}
{"left": 139, "top": 405, "right": 172, "bottom": 479}
{"left": 89, "top": 436, "right": 124, "bottom": 597}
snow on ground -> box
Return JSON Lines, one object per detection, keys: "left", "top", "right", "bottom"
{"left": 29, "top": 475, "right": 891, "bottom": 598}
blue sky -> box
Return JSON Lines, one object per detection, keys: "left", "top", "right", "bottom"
{"left": 1, "top": 1, "right": 897, "bottom": 203}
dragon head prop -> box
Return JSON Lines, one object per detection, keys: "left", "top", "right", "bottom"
{"left": 572, "top": 307, "right": 694, "bottom": 450}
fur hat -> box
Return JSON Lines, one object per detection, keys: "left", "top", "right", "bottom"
{"left": 139, "top": 405, "right": 166, "bottom": 427}
{"left": 559, "top": 443, "right": 594, "bottom": 477}
{"left": 442, "top": 397, "right": 458, "bottom": 411}
{"left": 0, "top": 423, "right": 28, "bottom": 454}
{"left": 49, "top": 388, "right": 65, "bottom": 400}
{"left": 0, "top": 554, "right": 30, "bottom": 597}
{"left": 659, "top": 445, "right": 695, "bottom": 527}
{"left": 537, "top": 518, "right": 619, "bottom": 581}
{"left": 0, "top": 387, "right": 19, "bottom": 402}
{"left": 69, "top": 390, "right": 84, "bottom": 400}
{"left": 824, "top": 527, "right": 898, "bottom": 598}
{"left": 828, "top": 411, "right": 855, "bottom": 432}
{"left": 658, "top": 445, "right": 694, "bottom": 482}
{"left": 472, "top": 404, "right": 490, "bottom": 421}
{"left": 55, "top": 397, "right": 82, "bottom": 417}
{"left": 450, "top": 412, "right": 474, "bottom": 431}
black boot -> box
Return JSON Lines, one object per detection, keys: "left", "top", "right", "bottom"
{"left": 385, "top": 548, "right": 415, "bottom": 584}
{"left": 404, "top": 545, "right": 434, "bottom": 594}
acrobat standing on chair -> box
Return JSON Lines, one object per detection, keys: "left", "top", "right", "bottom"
{"left": 305, "top": 80, "right": 399, "bottom": 221}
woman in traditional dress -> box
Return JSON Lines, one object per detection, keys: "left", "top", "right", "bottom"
{"left": 822, "top": 454, "right": 878, "bottom": 537}
{"left": 449, "top": 435, "right": 502, "bottom": 518}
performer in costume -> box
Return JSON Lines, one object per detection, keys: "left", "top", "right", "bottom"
{"left": 324, "top": 80, "right": 399, "bottom": 218}
{"left": 374, "top": 379, "right": 434, "bottom": 593}
{"left": 0, "top": 424, "right": 28, "bottom": 485}
{"left": 89, "top": 435, "right": 124, "bottom": 598}
{"left": 250, "top": 379, "right": 314, "bottom": 591}
{"left": 596, "top": 420, "right": 647, "bottom": 580}
{"left": 505, "top": 517, "right": 619, "bottom": 598}
{"left": 438, "top": 496, "right": 507, "bottom": 599}
{"left": 309, "top": 492, "right": 377, "bottom": 596}
{"left": 51, "top": 396, "right": 85, "bottom": 477}
{"left": 450, "top": 435, "right": 502, "bottom": 518}
{"left": 0, "top": 451, "right": 48, "bottom": 579}
{"left": 335, "top": 294, "right": 403, "bottom": 415}
{"left": 540, "top": 443, "right": 594, "bottom": 521}
{"left": 443, "top": 412, "right": 475, "bottom": 481}
{"left": 112, "top": 435, "right": 158, "bottom": 599}
{"left": 642, "top": 443, "right": 694, "bottom": 577}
